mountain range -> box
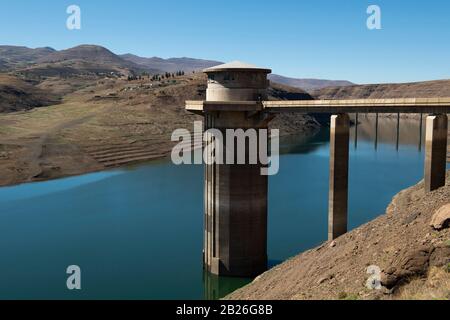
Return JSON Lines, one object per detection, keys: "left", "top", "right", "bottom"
{"left": 0, "top": 44, "right": 354, "bottom": 91}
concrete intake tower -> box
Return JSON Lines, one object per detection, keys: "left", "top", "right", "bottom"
{"left": 202, "top": 61, "right": 272, "bottom": 277}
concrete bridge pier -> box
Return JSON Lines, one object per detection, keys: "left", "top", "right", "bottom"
{"left": 328, "top": 113, "right": 350, "bottom": 240}
{"left": 424, "top": 114, "right": 448, "bottom": 192}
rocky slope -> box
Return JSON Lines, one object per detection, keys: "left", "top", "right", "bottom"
{"left": 227, "top": 172, "right": 450, "bottom": 300}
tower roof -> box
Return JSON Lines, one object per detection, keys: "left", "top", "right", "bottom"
{"left": 203, "top": 61, "right": 271, "bottom": 73}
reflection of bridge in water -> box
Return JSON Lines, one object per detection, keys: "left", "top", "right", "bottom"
{"left": 351, "top": 113, "right": 450, "bottom": 159}
{"left": 186, "top": 61, "right": 450, "bottom": 278}
{"left": 352, "top": 114, "right": 426, "bottom": 150}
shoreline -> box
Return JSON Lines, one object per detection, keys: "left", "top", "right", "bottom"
{"left": 0, "top": 152, "right": 171, "bottom": 188}
{"left": 0, "top": 121, "right": 320, "bottom": 188}
{"left": 225, "top": 171, "right": 450, "bottom": 300}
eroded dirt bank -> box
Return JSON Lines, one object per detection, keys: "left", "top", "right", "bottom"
{"left": 226, "top": 172, "right": 450, "bottom": 300}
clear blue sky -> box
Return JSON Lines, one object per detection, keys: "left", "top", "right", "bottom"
{"left": 1, "top": 0, "right": 449, "bottom": 84}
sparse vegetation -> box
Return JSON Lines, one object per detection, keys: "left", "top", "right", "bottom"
{"left": 337, "top": 292, "right": 359, "bottom": 300}
{"left": 396, "top": 267, "right": 450, "bottom": 300}
{"left": 445, "top": 263, "right": 450, "bottom": 273}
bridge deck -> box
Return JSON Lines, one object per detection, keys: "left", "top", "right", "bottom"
{"left": 263, "top": 98, "right": 450, "bottom": 114}
{"left": 186, "top": 98, "right": 450, "bottom": 114}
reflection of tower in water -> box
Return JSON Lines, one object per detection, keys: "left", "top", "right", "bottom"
{"left": 354, "top": 113, "right": 359, "bottom": 149}
{"left": 419, "top": 113, "right": 423, "bottom": 152}
{"left": 396, "top": 113, "right": 400, "bottom": 151}
{"left": 375, "top": 113, "right": 379, "bottom": 150}
{"left": 203, "top": 272, "right": 251, "bottom": 300}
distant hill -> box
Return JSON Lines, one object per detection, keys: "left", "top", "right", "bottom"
{"left": 120, "top": 54, "right": 222, "bottom": 73}
{"left": 0, "top": 46, "right": 56, "bottom": 70}
{"left": 268, "top": 81, "right": 313, "bottom": 101}
{"left": 0, "top": 45, "right": 162, "bottom": 77}
{"left": 0, "top": 45, "right": 356, "bottom": 90}
{"left": 37, "top": 45, "right": 124, "bottom": 64}
{"left": 0, "top": 45, "right": 221, "bottom": 76}
{"left": 35, "top": 45, "right": 159, "bottom": 74}
{"left": 268, "top": 74, "right": 354, "bottom": 93}
{"left": 313, "top": 79, "right": 450, "bottom": 99}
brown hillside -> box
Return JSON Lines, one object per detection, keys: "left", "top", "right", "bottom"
{"left": 36, "top": 45, "right": 158, "bottom": 74}
{"left": 0, "top": 46, "right": 55, "bottom": 70}
{"left": 0, "top": 73, "right": 319, "bottom": 187}
{"left": 313, "top": 79, "right": 450, "bottom": 99}
{"left": 0, "top": 74, "right": 59, "bottom": 112}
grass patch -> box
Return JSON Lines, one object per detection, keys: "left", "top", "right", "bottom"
{"left": 445, "top": 263, "right": 450, "bottom": 273}
{"left": 338, "top": 292, "right": 359, "bottom": 300}
{"left": 444, "top": 239, "right": 450, "bottom": 248}
{"left": 396, "top": 267, "right": 450, "bottom": 300}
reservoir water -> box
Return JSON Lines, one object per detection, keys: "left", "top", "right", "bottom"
{"left": 0, "top": 116, "right": 444, "bottom": 299}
